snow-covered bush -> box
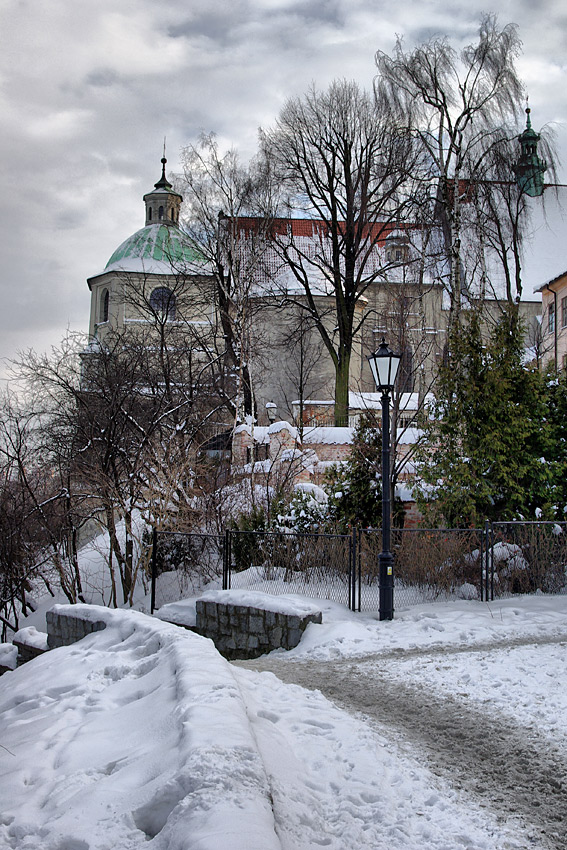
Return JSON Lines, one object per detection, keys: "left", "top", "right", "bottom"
{"left": 273, "top": 486, "right": 329, "bottom": 533}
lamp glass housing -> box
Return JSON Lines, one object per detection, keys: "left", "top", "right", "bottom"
{"left": 368, "top": 340, "right": 401, "bottom": 393}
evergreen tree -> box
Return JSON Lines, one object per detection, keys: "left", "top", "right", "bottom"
{"left": 415, "top": 311, "right": 553, "bottom": 526}
{"left": 325, "top": 413, "right": 383, "bottom": 532}
{"left": 542, "top": 370, "right": 567, "bottom": 519}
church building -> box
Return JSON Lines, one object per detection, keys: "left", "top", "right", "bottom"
{"left": 85, "top": 158, "right": 542, "bottom": 432}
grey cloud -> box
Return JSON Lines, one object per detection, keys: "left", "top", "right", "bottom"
{"left": 85, "top": 68, "right": 123, "bottom": 88}
{"left": 0, "top": 0, "right": 566, "bottom": 371}
{"left": 55, "top": 209, "right": 89, "bottom": 231}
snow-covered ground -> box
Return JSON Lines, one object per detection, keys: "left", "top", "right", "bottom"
{"left": 2, "top": 593, "right": 567, "bottom": 849}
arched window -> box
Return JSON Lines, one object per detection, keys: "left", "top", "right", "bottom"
{"left": 158, "top": 205, "right": 164, "bottom": 220}
{"left": 100, "top": 288, "right": 109, "bottom": 323}
{"left": 148, "top": 207, "right": 152, "bottom": 221}
{"left": 149, "top": 286, "right": 176, "bottom": 320}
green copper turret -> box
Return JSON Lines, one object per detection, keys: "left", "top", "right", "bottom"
{"left": 514, "top": 107, "right": 547, "bottom": 197}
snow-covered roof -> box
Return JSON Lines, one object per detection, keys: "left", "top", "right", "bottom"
{"left": 534, "top": 270, "right": 567, "bottom": 293}
{"left": 302, "top": 427, "right": 354, "bottom": 445}
{"left": 348, "top": 392, "right": 434, "bottom": 412}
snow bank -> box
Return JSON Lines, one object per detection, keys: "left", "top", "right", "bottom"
{"left": 1, "top": 605, "right": 281, "bottom": 850}
{"left": 0, "top": 642, "right": 17, "bottom": 670}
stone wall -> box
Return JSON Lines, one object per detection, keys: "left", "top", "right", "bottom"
{"left": 46, "top": 608, "right": 107, "bottom": 649}
{"left": 195, "top": 599, "right": 322, "bottom": 660}
{"left": 12, "top": 598, "right": 321, "bottom": 667}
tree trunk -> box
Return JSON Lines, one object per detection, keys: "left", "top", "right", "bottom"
{"left": 334, "top": 353, "right": 351, "bottom": 426}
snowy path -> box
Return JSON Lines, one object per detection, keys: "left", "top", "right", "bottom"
{"left": 235, "top": 633, "right": 567, "bottom": 850}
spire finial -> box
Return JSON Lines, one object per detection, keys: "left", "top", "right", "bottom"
{"left": 525, "top": 96, "right": 532, "bottom": 129}
{"left": 160, "top": 137, "right": 167, "bottom": 182}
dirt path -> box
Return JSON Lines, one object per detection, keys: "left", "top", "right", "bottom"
{"left": 235, "top": 635, "right": 567, "bottom": 850}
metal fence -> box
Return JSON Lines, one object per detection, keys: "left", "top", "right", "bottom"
{"left": 150, "top": 521, "right": 567, "bottom": 614}
{"left": 226, "top": 529, "right": 355, "bottom": 607}
{"left": 150, "top": 530, "right": 224, "bottom": 612}
{"left": 357, "top": 527, "right": 486, "bottom": 610}
{"left": 487, "top": 521, "right": 567, "bottom": 599}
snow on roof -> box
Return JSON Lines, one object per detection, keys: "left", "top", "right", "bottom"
{"left": 0, "top": 642, "right": 17, "bottom": 670}
{"left": 349, "top": 392, "right": 434, "bottom": 412}
{"left": 534, "top": 270, "right": 567, "bottom": 293}
{"left": 293, "top": 393, "right": 434, "bottom": 413}
{"left": 302, "top": 426, "right": 354, "bottom": 445}
{"left": 292, "top": 399, "right": 334, "bottom": 406}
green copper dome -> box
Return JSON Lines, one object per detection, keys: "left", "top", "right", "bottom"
{"left": 105, "top": 223, "right": 203, "bottom": 274}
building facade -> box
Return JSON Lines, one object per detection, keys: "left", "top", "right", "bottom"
{"left": 536, "top": 271, "right": 567, "bottom": 372}
{"left": 86, "top": 161, "right": 542, "bottom": 429}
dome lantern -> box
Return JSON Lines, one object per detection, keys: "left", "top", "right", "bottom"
{"left": 143, "top": 155, "right": 183, "bottom": 226}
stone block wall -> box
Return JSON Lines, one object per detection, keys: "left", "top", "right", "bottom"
{"left": 196, "top": 599, "right": 322, "bottom": 660}
{"left": 46, "top": 609, "right": 107, "bottom": 649}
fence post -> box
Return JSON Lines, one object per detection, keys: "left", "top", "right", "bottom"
{"left": 483, "top": 519, "right": 492, "bottom": 602}
{"left": 223, "top": 528, "right": 231, "bottom": 590}
{"left": 357, "top": 529, "right": 362, "bottom": 612}
{"left": 150, "top": 528, "right": 158, "bottom": 614}
{"left": 350, "top": 528, "right": 356, "bottom": 611}
{"left": 489, "top": 521, "right": 495, "bottom": 601}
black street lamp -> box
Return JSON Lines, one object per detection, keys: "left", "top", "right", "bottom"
{"left": 368, "top": 339, "right": 401, "bottom": 621}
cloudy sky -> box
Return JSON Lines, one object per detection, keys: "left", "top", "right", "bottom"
{"left": 1, "top": 0, "right": 566, "bottom": 372}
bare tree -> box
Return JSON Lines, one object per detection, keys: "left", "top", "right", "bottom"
{"left": 375, "top": 16, "right": 538, "bottom": 326}
{"left": 276, "top": 306, "right": 329, "bottom": 435}
{"left": 178, "top": 133, "right": 276, "bottom": 422}
{"left": 261, "top": 79, "right": 420, "bottom": 425}
{"left": 0, "top": 385, "right": 90, "bottom": 634}
{"left": 10, "top": 315, "right": 232, "bottom": 607}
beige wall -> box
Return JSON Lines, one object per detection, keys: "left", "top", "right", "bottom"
{"left": 539, "top": 274, "right": 567, "bottom": 372}
{"left": 86, "top": 267, "right": 543, "bottom": 423}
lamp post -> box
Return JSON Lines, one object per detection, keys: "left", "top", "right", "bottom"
{"left": 266, "top": 401, "right": 277, "bottom": 424}
{"left": 368, "top": 339, "right": 401, "bottom": 621}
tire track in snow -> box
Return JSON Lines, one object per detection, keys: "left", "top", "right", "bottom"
{"left": 236, "top": 636, "right": 567, "bottom": 850}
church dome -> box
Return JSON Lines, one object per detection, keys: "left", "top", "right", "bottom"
{"left": 104, "top": 222, "right": 202, "bottom": 275}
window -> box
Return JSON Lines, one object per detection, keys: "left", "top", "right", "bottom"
{"left": 158, "top": 205, "right": 164, "bottom": 220}
{"left": 562, "top": 296, "right": 567, "bottom": 329}
{"left": 148, "top": 207, "right": 152, "bottom": 221}
{"left": 386, "top": 246, "right": 408, "bottom": 263}
{"left": 149, "top": 287, "right": 176, "bottom": 320}
{"left": 100, "top": 288, "right": 109, "bottom": 323}
{"left": 548, "top": 302, "right": 555, "bottom": 334}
